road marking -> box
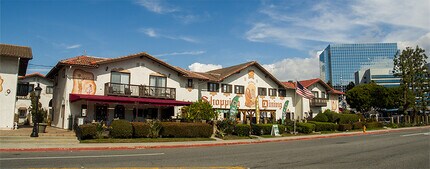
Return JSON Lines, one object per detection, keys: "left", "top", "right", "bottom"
{"left": 401, "top": 132, "right": 430, "bottom": 137}
{"left": 0, "top": 152, "right": 164, "bottom": 161}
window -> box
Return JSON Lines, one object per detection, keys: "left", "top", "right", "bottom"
{"left": 278, "top": 89, "right": 286, "bottom": 97}
{"left": 17, "top": 83, "right": 30, "bottom": 96}
{"left": 269, "top": 88, "right": 277, "bottom": 96}
{"left": 312, "top": 91, "right": 318, "bottom": 98}
{"left": 46, "top": 86, "right": 54, "bottom": 94}
{"left": 18, "top": 108, "right": 27, "bottom": 118}
{"left": 234, "top": 85, "right": 244, "bottom": 94}
{"left": 258, "top": 87, "right": 267, "bottom": 96}
{"left": 114, "top": 105, "right": 125, "bottom": 119}
{"left": 149, "top": 75, "right": 166, "bottom": 87}
{"left": 187, "top": 79, "right": 193, "bottom": 88}
{"left": 221, "top": 84, "right": 232, "bottom": 93}
{"left": 321, "top": 92, "right": 326, "bottom": 98}
{"left": 111, "top": 72, "right": 130, "bottom": 84}
{"left": 208, "top": 83, "right": 219, "bottom": 92}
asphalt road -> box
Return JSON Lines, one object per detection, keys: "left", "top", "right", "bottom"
{"left": 1, "top": 128, "right": 429, "bottom": 169}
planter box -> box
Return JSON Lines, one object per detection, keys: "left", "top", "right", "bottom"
{"left": 38, "top": 123, "right": 48, "bottom": 133}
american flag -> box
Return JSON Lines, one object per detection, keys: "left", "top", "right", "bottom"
{"left": 296, "top": 81, "right": 314, "bottom": 99}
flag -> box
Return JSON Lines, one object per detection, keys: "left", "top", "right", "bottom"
{"left": 296, "top": 81, "right": 314, "bottom": 99}
{"left": 229, "top": 96, "right": 240, "bottom": 120}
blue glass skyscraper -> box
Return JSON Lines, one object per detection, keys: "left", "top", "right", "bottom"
{"left": 319, "top": 43, "right": 398, "bottom": 92}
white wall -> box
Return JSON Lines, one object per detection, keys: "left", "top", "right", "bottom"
{"left": 0, "top": 56, "right": 20, "bottom": 129}
{"left": 15, "top": 76, "right": 53, "bottom": 124}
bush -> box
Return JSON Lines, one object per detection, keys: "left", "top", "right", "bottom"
{"left": 338, "top": 114, "right": 359, "bottom": 124}
{"left": 131, "top": 122, "right": 150, "bottom": 138}
{"left": 297, "top": 122, "right": 315, "bottom": 134}
{"left": 386, "top": 123, "right": 398, "bottom": 128}
{"left": 365, "top": 122, "right": 383, "bottom": 129}
{"left": 160, "top": 122, "right": 212, "bottom": 138}
{"left": 278, "top": 125, "right": 286, "bottom": 134}
{"left": 217, "top": 119, "right": 237, "bottom": 135}
{"left": 251, "top": 124, "right": 273, "bottom": 135}
{"left": 353, "top": 122, "right": 363, "bottom": 129}
{"left": 77, "top": 124, "right": 97, "bottom": 140}
{"left": 312, "top": 113, "right": 329, "bottom": 122}
{"left": 338, "top": 124, "right": 353, "bottom": 131}
{"left": 110, "top": 120, "right": 133, "bottom": 138}
{"left": 234, "top": 124, "right": 251, "bottom": 136}
{"left": 324, "top": 110, "right": 341, "bottom": 123}
{"left": 308, "top": 121, "right": 338, "bottom": 131}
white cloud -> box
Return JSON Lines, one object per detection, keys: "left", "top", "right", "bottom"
{"left": 65, "top": 44, "right": 81, "bottom": 49}
{"left": 262, "top": 51, "right": 322, "bottom": 81}
{"left": 139, "top": 28, "right": 157, "bottom": 37}
{"left": 135, "top": 0, "right": 177, "bottom": 14}
{"left": 139, "top": 27, "right": 198, "bottom": 43}
{"left": 246, "top": 0, "right": 430, "bottom": 53}
{"left": 155, "top": 50, "right": 206, "bottom": 57}
{"left": 188, "top": 63, "right": 222, "bottom": 72}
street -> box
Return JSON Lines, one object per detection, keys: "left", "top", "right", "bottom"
{"left": 1, "top": 128, "right": 429, "bottom": 169}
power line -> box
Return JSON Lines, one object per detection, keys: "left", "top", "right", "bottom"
{"left": 28, "top": 63, "right": 54, "bottom": 68}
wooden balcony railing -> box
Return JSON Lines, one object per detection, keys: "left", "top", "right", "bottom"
{"left": 104, "top": 82, "right": 176, "bottom": 100}
{"left": 310, "top": 98, "right": 328, "bottom": 107}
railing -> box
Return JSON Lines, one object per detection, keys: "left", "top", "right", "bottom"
{"left": 104, "top": 82, "right": 176, "bottom": 99}
{"left": 310, "top": 98, "right": 328, "bottom": 107}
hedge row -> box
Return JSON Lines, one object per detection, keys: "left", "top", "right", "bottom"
{"left": 308, "top": 121, "right": 338, "bottom": 131}
{"left": 365, "top": 122, "right": 384, "bottom": 129}
{"left": 131, "top": 122, "right": 151, "bottom": 138}
{"left": 235, "top": 124, "right": 251, "bottom": 136}
{"left": 251, "top": 124, "right": 285, "bottom": 135}
{"left": 313, "top": 110, "right": 360, "bottom": 124}
{"left": 297, "top": 122, "right": 315, "bottom": 134}
{"left": 338, "top": 124, "right": 352, "bottom": 131}
{"left": 110, "top": 120, "right": 133, "bottom": 138}
{"left": 160, "top": 122, "right": 212, "bottom": 138}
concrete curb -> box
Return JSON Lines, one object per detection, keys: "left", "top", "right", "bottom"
{"left": 1, "top": 126, "right": 428, "bottom": 152}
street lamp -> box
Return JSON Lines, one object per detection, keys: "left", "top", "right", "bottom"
{"left": 30, "top": 83, "right": 42, "bottom": 137}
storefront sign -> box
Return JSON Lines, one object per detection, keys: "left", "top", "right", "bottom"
{"left": 202, "top": 96, "right": 240, "bottom": 109}
{"left": 271, "top": 124, "right": 281, "bottom": 136}
{"left": 261, "top": 99, "right": 283, "bottom": 109}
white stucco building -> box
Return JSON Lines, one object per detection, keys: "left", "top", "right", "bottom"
{"left": 0, "top": 44, "right": 33, "bottom": 130}
{"left": 46, "top": 52, "right": 344, "bottom": 129}
{"left": 15, "top": 73, "right": 53, "bottom": 124}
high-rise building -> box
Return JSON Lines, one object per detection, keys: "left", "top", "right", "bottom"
{"left": 354, "top": 68, "right": 400, "bottom": 87}
{"left": 319, "top": 43, "right": 398, "bottom": 91}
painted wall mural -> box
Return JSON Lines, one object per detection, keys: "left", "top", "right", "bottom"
{"left": 72, "top": 69, "right": 96, "bottom": 95}
{"left": 245, "top": 82, "right": 256, "bottom": 107}
{"left": 0, "top": 75, "right": 3, "bottom": 93}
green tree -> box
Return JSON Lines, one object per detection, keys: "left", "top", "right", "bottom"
{"left": 346, "top": 81, "right": 355, "bottom": 91}
{"left": 345, "top": 84, "right": 372, "bottom": 112}
{"left": 181, "top": 99, "right": 216, "bottom": 121}
{"left": 393, "top": 46, "right": 428, "bottom": 122}
{"left": 29, "top": 92, "right": 47, "bottom": 123}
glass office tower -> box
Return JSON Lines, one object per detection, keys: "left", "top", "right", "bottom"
{"left": 319, "top": 43, "right": 398, "bottom": 92}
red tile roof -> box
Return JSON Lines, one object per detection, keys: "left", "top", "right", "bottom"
{"left": 19, "top": 72, "right": 45, "bottom": 79}
{"left": 59, "top": 55, "right": 107, "bottom": 67}
{"left": 282, "top": 78, "right": 344, "bottom": 95}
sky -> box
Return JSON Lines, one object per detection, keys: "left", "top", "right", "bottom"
{"left": 1, "top": 0, "right": 429, "bottom": 81}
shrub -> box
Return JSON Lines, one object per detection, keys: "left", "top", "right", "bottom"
{"left": 308, "top": 121, "right": 338, "bottom": 131}
{"left": 160, "top": 122, "right": 212, "bottom": 138}
{"left": 365, "top": 122, "right": 383, "bottom": 129}
{"left": 386, "top": 123, "right": 398, "bottom": 128}
{"left": 181, "top": 100, "right": 216, "bottom": 121}
{"left": 234, "top": 124, "right": 251, "bottom": 136}
{"left": 110, "top": 120, "right": 133, "bottom": 138}
{"left": 353, "top": 122, "right": 363, "bottom": 129}
{"left": 297, "top": 122, "right": 315, "bottom": 134}
{"left": 312, "top": 113, "right": 329, "bottom": 122}
{"left": 338, "top": 114, "right": 359, "bottom": 124}
{"left": 131, "top": 122, "right": 151, "bottom": 138}
{"left": 148, "top": 120, "right": 162, "bottom": 138}
{"left": 324, "top": 110, "right": 341, "bottom": 123}
{"left": 77, "top": 124, "right": 97, "bottom": 140}
{"left": 338, "top": 124, "right": 353, "bottom": 131}
{"left": 278, "top": 125, "right": 286, "bottom": 134}
{"left": 251, "top": 124, "right": 274, "bottom": 135}
{"left": 217, "top": 119, "right": 237, "bottom": 135}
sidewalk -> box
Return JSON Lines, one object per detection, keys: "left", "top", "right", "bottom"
{"left": 1, "top": 126, "right": 429, "bottom": 152}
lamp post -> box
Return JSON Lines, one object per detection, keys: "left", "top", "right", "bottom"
{"left": 30, "top": 83, "right": 42, "bottom": 137}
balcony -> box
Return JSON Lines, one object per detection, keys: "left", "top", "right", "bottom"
{"left": 310, "top": 98, "right": 328, "bottom": 107}
{"left": 104, "top": 82, "right": 176, "bottom": 100}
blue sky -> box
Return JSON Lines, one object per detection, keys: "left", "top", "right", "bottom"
{"left": 2, "top": 0, "right": 429, "bottom": 81}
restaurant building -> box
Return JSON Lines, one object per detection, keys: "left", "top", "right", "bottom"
{"left": 46, "top": 51, "right": 344, "bottom": 129}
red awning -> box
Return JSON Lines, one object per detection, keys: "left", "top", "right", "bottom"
{"left": 69, "top": 94, "right": 192, "bottom": 106}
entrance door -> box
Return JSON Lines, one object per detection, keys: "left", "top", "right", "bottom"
{"left": 95, "top": 105, "right": 108, "bottom": 122}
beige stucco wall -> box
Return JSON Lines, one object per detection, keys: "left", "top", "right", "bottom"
{"left": 0, "top": 56, "right": 20, "bottom": 129}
